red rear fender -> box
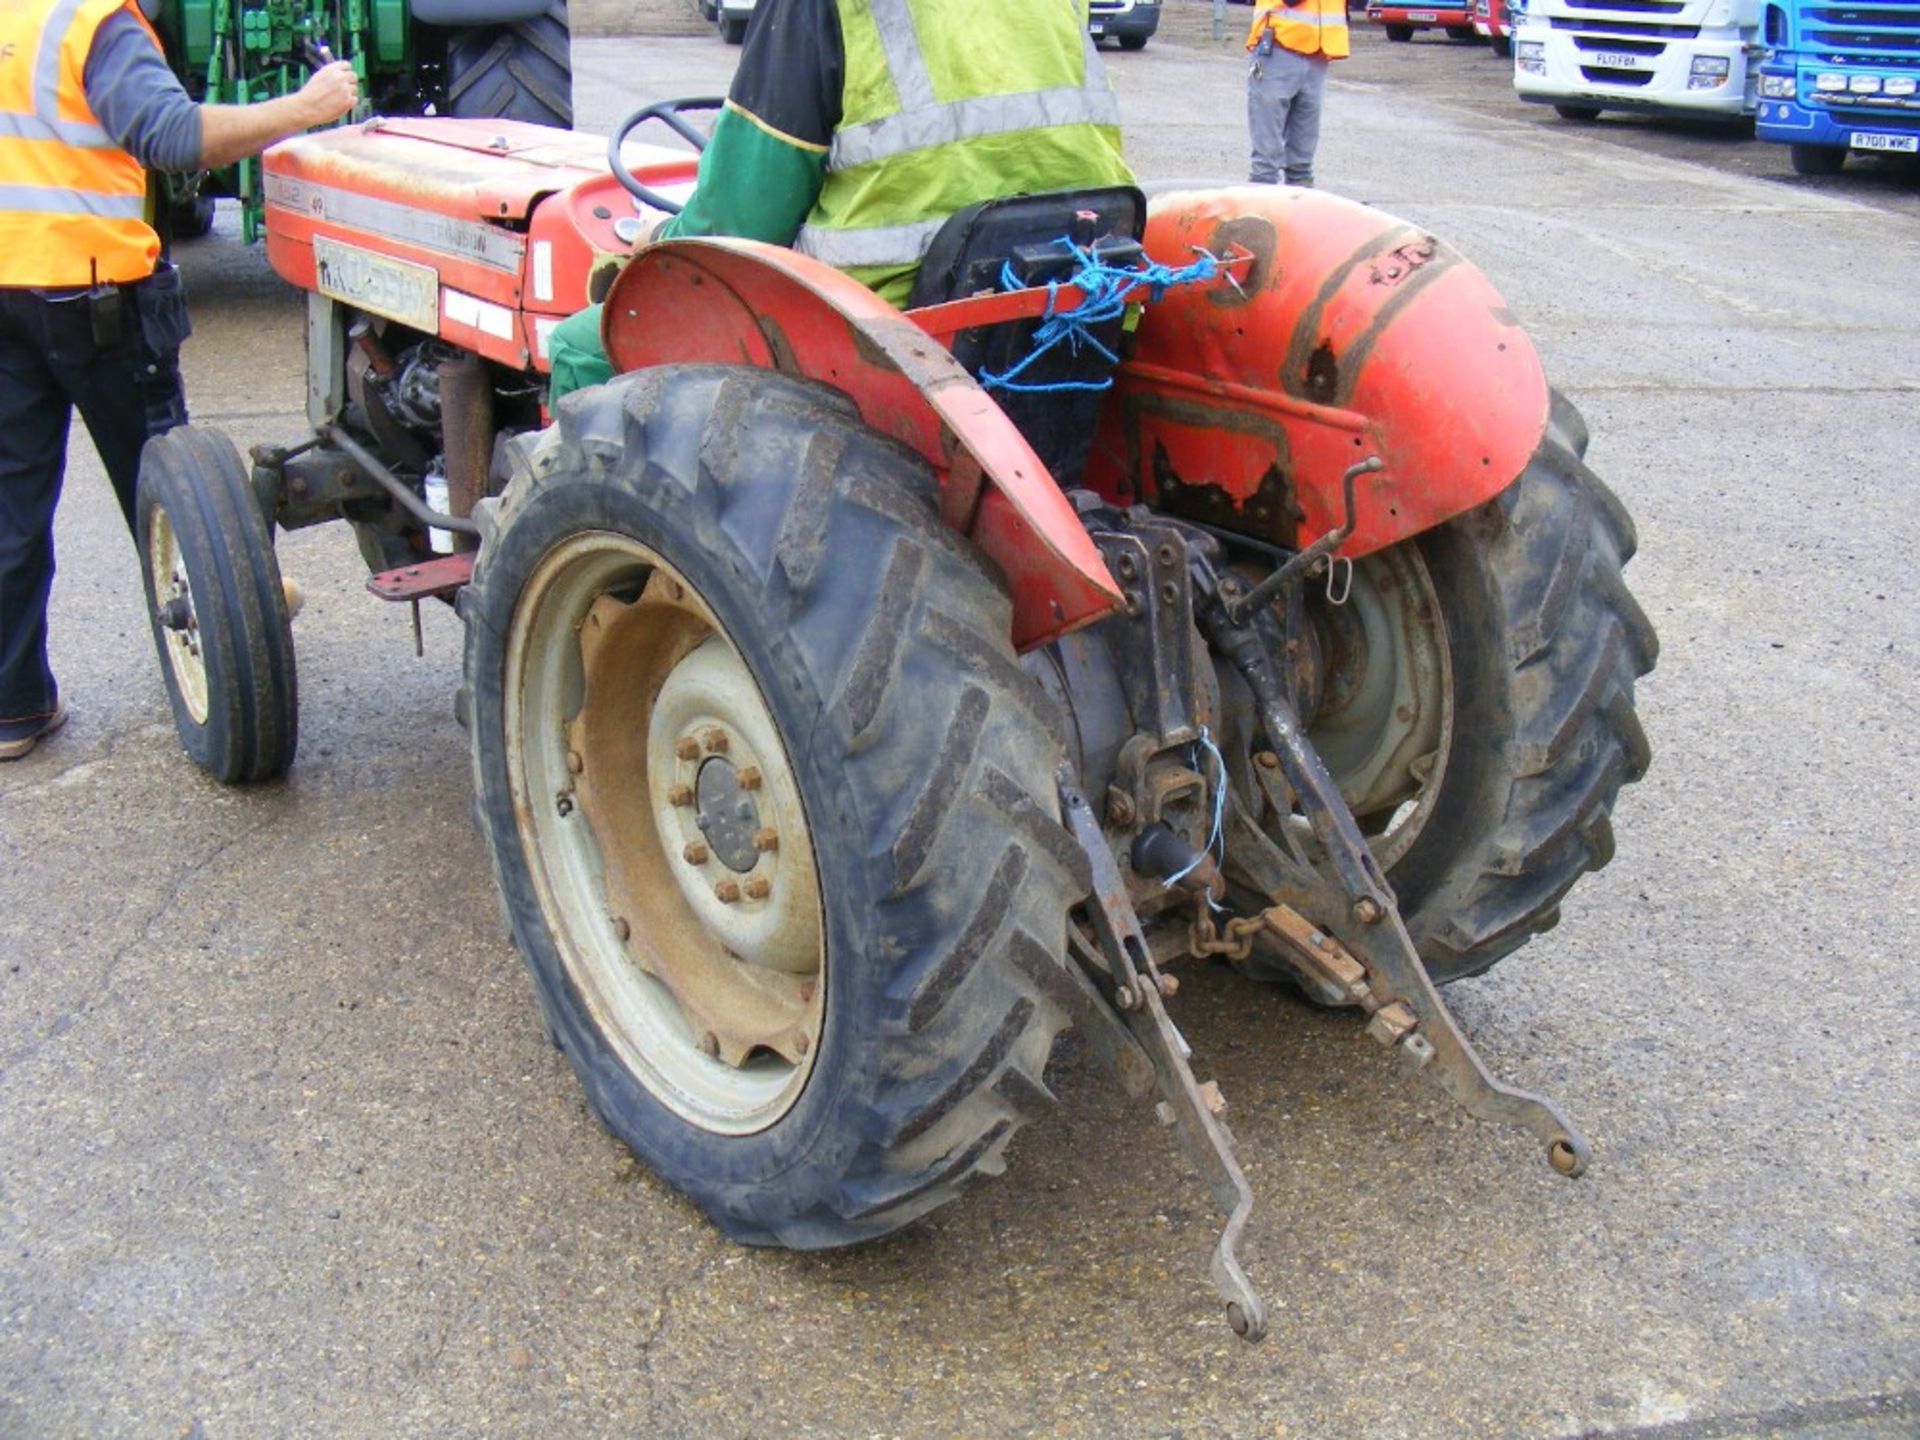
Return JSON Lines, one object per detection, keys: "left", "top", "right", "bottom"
{"left": 1083, "top": 186, "right": 1549, "bottom": 557}
{"left": 602, "top": 240, "right": 1122, "bottom": 651}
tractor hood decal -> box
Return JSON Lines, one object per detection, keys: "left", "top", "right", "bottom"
{"left": 265, "top": 173, "right": 527, "bottom": 273}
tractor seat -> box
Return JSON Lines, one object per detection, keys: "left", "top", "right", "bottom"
{"left": 908, "top": 186, "right": 1147, "bottom": 490}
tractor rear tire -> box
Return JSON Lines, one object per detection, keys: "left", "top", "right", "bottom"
{"left": 169, "top": 193, "right": 216, "bottom": 241}
{"left": 1362, "top": 391, "right": 1654, "bottom": 982}
{"left": 1245, "top": 391, "right": 1654, "bottom": 988}
{"left": 445, "top": 1, "right": 572, "bottom": 129}
{"left": 136, "top": 426, "right": 299, "bottom": 784}
{"left": 463, "top": 366, "right": 1087, "bottom": 1247}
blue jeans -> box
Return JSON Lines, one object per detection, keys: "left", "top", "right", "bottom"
{"left": 1248, "top": 47, "right": 1330, "bottom": 187}
{"left": 0, "top": 277, "right": 187, "bottom": 737}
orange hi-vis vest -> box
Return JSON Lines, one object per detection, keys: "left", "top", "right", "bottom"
{"left": 0, "top": 0, "right": 164, "bottom": 286}
{"left": 1247, "top": 0, "right": 1352, "bottom": 60}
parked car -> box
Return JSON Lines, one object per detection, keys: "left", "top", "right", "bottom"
{"left": 1367, "top": 0, "right": 1478, "bottom": 41}
{"left": 715, "top": 0, "right": 753, "bottom": 43}
{"left": 1089, "top": 0, "right": 1161, "bottom": 49}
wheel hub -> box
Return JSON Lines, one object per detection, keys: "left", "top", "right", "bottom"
{"left": 693, "top": 753, "right": 764, "bottom": 873}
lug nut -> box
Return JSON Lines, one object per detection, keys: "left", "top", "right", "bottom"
{"left": 1353, "top": 896, "right": 1384, "bottom": 924}
{"left": 1255, "top": 751, "right": 1280, "bottom": 771}
{"left": 752, "top": 826, "right": 779, "bottom": 853}
{"left": 794, "top": 1034, "right": 810, "bottom": 1057}
{"left": 566, "top": 749, "right": 585, "bottom": 775}
{"left": 683, "top": 841, "right": 710, "bottom": 865}
{"left": 698, "top": 1031, "right": 719, "bottom": 1057}
{"left": 668, "top": 783, "right": 694, "bottom": 807}
{"left": 714, "top": 878, "right": 741, "bottom": 904}
{"left": 743, "top": 876, "right": 771, "bottom": 901}
{"left": 674, "top": 736, "right": 701, "bottom": 761}
{"left": 611, "top": 916, "right": 630, "bottom": 941}
{"left": 736, "top": 766, "right": 762, "bottom": 791}
{"left": 701, "top": 727, "right": 729, "bottom": 754}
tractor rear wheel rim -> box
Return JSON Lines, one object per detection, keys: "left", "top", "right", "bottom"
{"left": 148, "top": 506, "right": 209, "bottom": 726}
{"left": 1306, "top": 543, "right": 1452, "bottom": 871}
{"left": 505, "top": 532, "right": 824, "bottom": 1135}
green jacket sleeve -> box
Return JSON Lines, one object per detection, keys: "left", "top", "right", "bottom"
{"left": 656, "top": 104, "right": 829, "bottom": 247}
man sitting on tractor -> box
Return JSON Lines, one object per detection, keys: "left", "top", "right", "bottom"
{"left": 546, "top": 0, "right": 1135, "bottom": 401}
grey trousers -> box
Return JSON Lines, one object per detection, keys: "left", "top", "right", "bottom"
{"left": 1248, "top": 46, "right": 1329, "bottom": 187}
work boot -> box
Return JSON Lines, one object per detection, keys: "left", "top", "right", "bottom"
{"left": 0, "top": 701, "right": 68, "bottom": 761}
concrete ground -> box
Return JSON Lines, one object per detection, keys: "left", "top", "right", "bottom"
{"left": 2, "top": 9, "right": 1917, "bottom": 1438}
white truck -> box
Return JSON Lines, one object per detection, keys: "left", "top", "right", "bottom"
{"left": 1511, "top": 0, "right": 1761, "bottom": 121}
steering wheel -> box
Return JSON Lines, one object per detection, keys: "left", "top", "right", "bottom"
{"left": 608, "top": 97, "right": 724, "bottom": 215}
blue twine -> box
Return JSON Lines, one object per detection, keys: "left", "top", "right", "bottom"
{"left": 979, "top": 239, "right": 1220, "bottom": 395}
{"left": 1162, "top": 724, "right": 1229, "bottom": 912}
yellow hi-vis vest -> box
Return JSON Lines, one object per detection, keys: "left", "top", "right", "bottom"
{"left": 796, "top": 0, "right": 1135, "bottom": 304}
{"left": 0, "top": 0, "right": 163, "bottom": 287}
{"left": 1247, "top": 0, "right": 1351, "bottom": 60}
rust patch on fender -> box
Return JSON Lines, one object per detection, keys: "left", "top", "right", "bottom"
{"left": 1204, "top": 215, "right": 1279, "bottom": 308}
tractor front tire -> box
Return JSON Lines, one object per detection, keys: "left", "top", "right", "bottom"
{"left": 445, "top": 1, "right": 572, "bottom": 128}
{"left": 136, "top": 426, "right": 298, "bottom": 784}
{"left": 463, "top": 366, "right": 1086, "bottom": 1246}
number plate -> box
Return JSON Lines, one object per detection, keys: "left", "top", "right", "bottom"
{"left": 1591, "top": 49, "right": 1646, "bottom": 68}
{"left": 313, "top": 236, "right": 439, "bottom": 333}
{"left": 1090, "top": 21, "right": 1106, "bottom": 33}
{"left": 1408, "top": 11, "right": 1438, "bottom": 19}
{"left": 1851, "top": 131, "right": 1918, "bottom": 153}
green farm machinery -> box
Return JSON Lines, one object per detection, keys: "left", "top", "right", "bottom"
{"left": 147, "top": 0, "right": 572, "bottom": 241}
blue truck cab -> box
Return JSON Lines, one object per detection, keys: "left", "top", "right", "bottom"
{"left": 1755, "top": 0, "right": 1920, "bottom": 173}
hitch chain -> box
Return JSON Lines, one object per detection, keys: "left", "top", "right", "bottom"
{"left": 1193, "top": 907, "right": 1431, "bottom": 1062}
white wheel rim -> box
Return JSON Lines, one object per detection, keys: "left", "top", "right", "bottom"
{"left": 504, "top": 532, "right": 824, "bottom": 1135}
{"left": 148, "top": 506, "right": 210, "bottom": 725}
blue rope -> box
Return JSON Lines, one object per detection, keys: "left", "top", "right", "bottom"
{"left": 979, "top": 239, "right": 1220, "bottom": 395}
{"left": 1162, "top": 724, "right": 1229, "bottom": 912}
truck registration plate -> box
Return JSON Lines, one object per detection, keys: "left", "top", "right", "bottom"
{"left": 1090, "top": 21, "right": 1105, "bottom": 33}
{"left": 1591, "top": 50, "right": 1647, "bottom": 69}
{"left": 1409, "top": 11, "right": 1438, "bottom": 19}
{"left": 1851, "top": 131, "right": 1918, "bottom": 153}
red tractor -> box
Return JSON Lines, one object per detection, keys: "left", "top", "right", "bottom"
{"left": 135, "top": 101, "right": 1655, "bottom": 1341}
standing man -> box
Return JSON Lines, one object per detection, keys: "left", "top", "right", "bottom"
{"left": 0, "top": 0, "right": 357, "bottom": 760}
{"left": 548, "top": 0, "right": 1136, "bottom": 400}
{"left": 1245, "top": 0, "right": 1350, "bottom": 187}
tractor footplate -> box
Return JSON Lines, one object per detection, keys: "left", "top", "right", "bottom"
{"left": 1059, "top": 773, "right": 1270, "bottom": 1344}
